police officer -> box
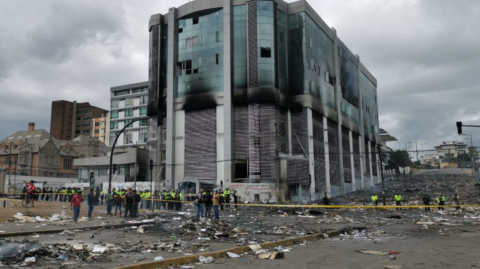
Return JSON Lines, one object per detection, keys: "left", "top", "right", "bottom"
{"left": 437, "top": 194, "right": 446, "bottom": 211}
{"left": 219, "top": 191, "right": 225, "bottom": 210}
{"left": 162, "top": 190, "right": 168, "bottom": 210}
{"left": 169, "top": 189, "right": 175, "bottom": 210}
{"left": 394, "top": 194, "right": 402, "bottom": 210}
{"left": 454, "top": 193, "right": 460, "bottom": 210}
{"left": 423, "top": 194, "right": 431, "bottom": 212}
{"left": 176, "top": 190, "right": 183, "bottom": 211}
{"left": 371, "top": 193, "right": 378, "bottom": 206}
{"left": 224, "top": 188, "right": 231, "bottom": 208}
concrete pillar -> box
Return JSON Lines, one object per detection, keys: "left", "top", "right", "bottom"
{"left": 307, "top": 108, "right": 315, "bottom": 200}
{"left": 287, "top": 110, "right": 292, "bottom": 156}
{"left": 368, "top": 140, "right": 373, "bottom": 186}
{"left": 349, "top": 130, "right": 356, "bottom": 191}
{"left": 332, "top": 31, "right": 344, "bottom": 194}
{"left": 359, "top": 135, "right": 365, "bottom": 189}
{"left": 165, "top": 8, "right": 177, "bottom": 190}
{"left": 223, "top": 0, "right": 234, "bottom": 187}
{"left": 323, "top": 116, "right": 331, "bottom": 196}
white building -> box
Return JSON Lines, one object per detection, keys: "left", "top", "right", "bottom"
{"left": 109, "top": 82, "right": 149, "bottom": 148}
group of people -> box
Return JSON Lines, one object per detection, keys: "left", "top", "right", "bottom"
{"left": 196, "top": 188, "right": 238, "bottom": 220}
{"left": 103, "top": 188, "right": 143, "bottom": 218}
{"left": 22, "top": 186, "right": 84, "bottom": 203}
{"left": 370, "top": 193, "right": 461, "bottom": 211}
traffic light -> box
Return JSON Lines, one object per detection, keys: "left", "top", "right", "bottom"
{"left": 457, "top": 121, "right": 463, "bottom": 135}
{"left": 149, "top": 160, "right": 154, "bottom": 171}
{"left": 309, "top": 174, "right": 312, "bottom": 185}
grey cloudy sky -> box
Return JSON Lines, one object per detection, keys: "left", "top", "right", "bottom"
{"left": 0, "top": 0, "right": 479, "bottom": 154}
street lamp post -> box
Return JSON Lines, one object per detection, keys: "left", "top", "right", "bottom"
{"left": 129, "top": 141, "right": 138, "bottom": 190}
{"left": 462, "top": 134, "right": 474, "bottom": 176}
{"left": 108, "top": 119, "right": 140, "bottom": 192}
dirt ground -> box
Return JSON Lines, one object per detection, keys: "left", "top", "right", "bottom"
{"left": 0, "top": 170, "right": 479, "bottom": 268}
{"left": 0, "top": 200, "right": 106, "bottom": 222}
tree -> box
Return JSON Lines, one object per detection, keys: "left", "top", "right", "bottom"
{"left": 456, "top": 153, "right": 471, "bottom": 163}
{"left": 385, "top": 150, "right": 412, "bottom": 173}
{"left": 469, "top": 147, "right": 479, "bottom": 162}
{"left": 444, "top": 153, "right": 455, "bottom": 164}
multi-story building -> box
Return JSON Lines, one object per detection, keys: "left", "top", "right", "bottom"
{"left": 109, "top": 82, "right": 149, "bottom": 148}
{"left": 434, "top": 141, "right": 467, "bottom": 157}
{"left": 0, "top": 123, "right": 110, "bottom": 190}
{"left": 50, "top": 100, "right": 109, "bottom": 140}
{"left": 146, "top": 0, "right": 380, "bottom": 202}
{"left": 91, "top": 113, "right": 110, "bottom": 145}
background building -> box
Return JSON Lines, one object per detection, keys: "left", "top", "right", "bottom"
{"left": 109, "top": 82, "right": 149, "bottom": 148}
{"left": 91, "top": 113, "right": 110, "bottom": 145}
{"left": 0, "top": 123, "right": 109, "bottom": 191}
{"left": 50, "top": 100, "right": 108, "bottom": 140}
{"left": 434, "top": 141, "right": 467, "bottom": 157}
{"left": 74, "top": 148, "right": 148, "bottom": 188}
{"left": 147, "top": 0, "right": 380, "bottom": 202}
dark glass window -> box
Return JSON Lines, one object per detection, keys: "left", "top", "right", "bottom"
{"left": 176, "top": 10, "right": 224, "bottom": 97}
{"left": 260, "top": 47, "right": 271, "bottom": 58}
{"left": 233, "top": 5, "right": 247, "bottom": 90}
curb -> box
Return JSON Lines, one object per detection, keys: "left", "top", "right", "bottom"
{"left": 114, "top": 228, "right": 351, "bottom": 269}
{"left": 0, "top": 223, "right": 139, "bottom": 238}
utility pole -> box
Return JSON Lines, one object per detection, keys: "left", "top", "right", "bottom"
{"left": 150, "top": 160, "right": 154, "bottom": 213}
{"left": 416, "top": 142, "right": 418, "bottom": 163}
{"left": 377, "top": 144, "right": 386, "bottom": 205}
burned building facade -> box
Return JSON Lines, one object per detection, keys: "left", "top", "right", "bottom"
{"left": 147, "top": 0, "right": 380, "bottom": 202}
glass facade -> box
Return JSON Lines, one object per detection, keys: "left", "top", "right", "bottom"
{"left": 277, "top": 9, "right": 287, "bottom": 92}
{"left": 288, "top": 12, "right": 335, "bottom": 110}
{"left": 176, "top": 10, "right": 224, "bottom": 97}
{"left": 257, "top": 1, "right": 275, "bottom": 87}
{"left": 233, "top": 5, "right": 247, "bottom": 90}
{"left": 360, "top": 72, "right": 379, "bottom": 140}
{"left": 340, "top": 44, "right": 359, "bottom": 124}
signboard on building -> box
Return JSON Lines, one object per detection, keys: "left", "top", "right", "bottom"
{"left": 228, "top": 183, "right": 278, "bottom": 203}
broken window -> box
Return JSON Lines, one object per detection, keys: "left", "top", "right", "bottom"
{"left": 179, "top": 28, "right": 183, "bottom": 33}
{"left": 192, "top": 36, "right": 199, "bottom": 46}
{"left": 193, "top": 17, "right": 199, "bottom": 24}
{"left": 185, "top": 60, "right": 192, "bottom": 75}
{"left": 234, "top": 161, "right": 248, "bottom": 179}
{"left": 186, "top": 38, "right": 192, "bottom": 48}
{"left": 216, "top": 54, "right": 219, "bottom": 65}
{"left": 260, "top": 47, "right": 271, "bottom": 58}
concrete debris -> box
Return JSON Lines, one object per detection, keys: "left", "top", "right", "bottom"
{"left": 356, "top": 250, "right": 390, "bottom": 256}
{"left": 258, "top": 251, "right": 284, "bottom": 260}
{"left": 198, "top": 256, "right": 215, "bottom": 263}
{"left": 154, "top": 256, "right": 164, "bottom": 261}
{"left": 249, "top": 244, "right": 262, "bottom": 251}
{"left": 389, "top": 255, "right": 396, "bottom": 260}
{"left": 227, "top": 252, "right": 240, "bottom": 258}
{"left": 384, "top": 266, "right": 402, "bottom": 269}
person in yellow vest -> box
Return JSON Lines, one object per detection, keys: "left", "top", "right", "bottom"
{"left": 437, "top": 194, "right": 446, "bottom": 211}
{"left": 168, "top": 189, "right": 175, "bottom": 210}
{"left": 100, "top": 190, "right": 105, "bottom": 205}
{"left": 175, "top": 190, "right": 183, "bottom": 211}
{"left": 394, "top": 194, "right": 402, "bottom": 211}
{"left": 224, "top": 188, "right": 231, "bottom": 208}
{"left": 145, "top": 190, "right": 152, "bottom": 209}
{"left": 140, "top": 191, "right": 145, "bottom": 208}
{"left": 371, "top": 194, "right": 378, "bottom": 206}
{"left": 453, "top": 193, "right": 460, "bottom": 210}
{"left": 162, "top": 191, "right": 168, "bottom": 210}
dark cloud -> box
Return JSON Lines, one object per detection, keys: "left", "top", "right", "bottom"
{"left": 1, "top": 0, "right": 479, "bottom": 156}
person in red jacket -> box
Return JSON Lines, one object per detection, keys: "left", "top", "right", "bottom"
{"left": 70, "top": 191, "right": 83, "bottom": 222}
